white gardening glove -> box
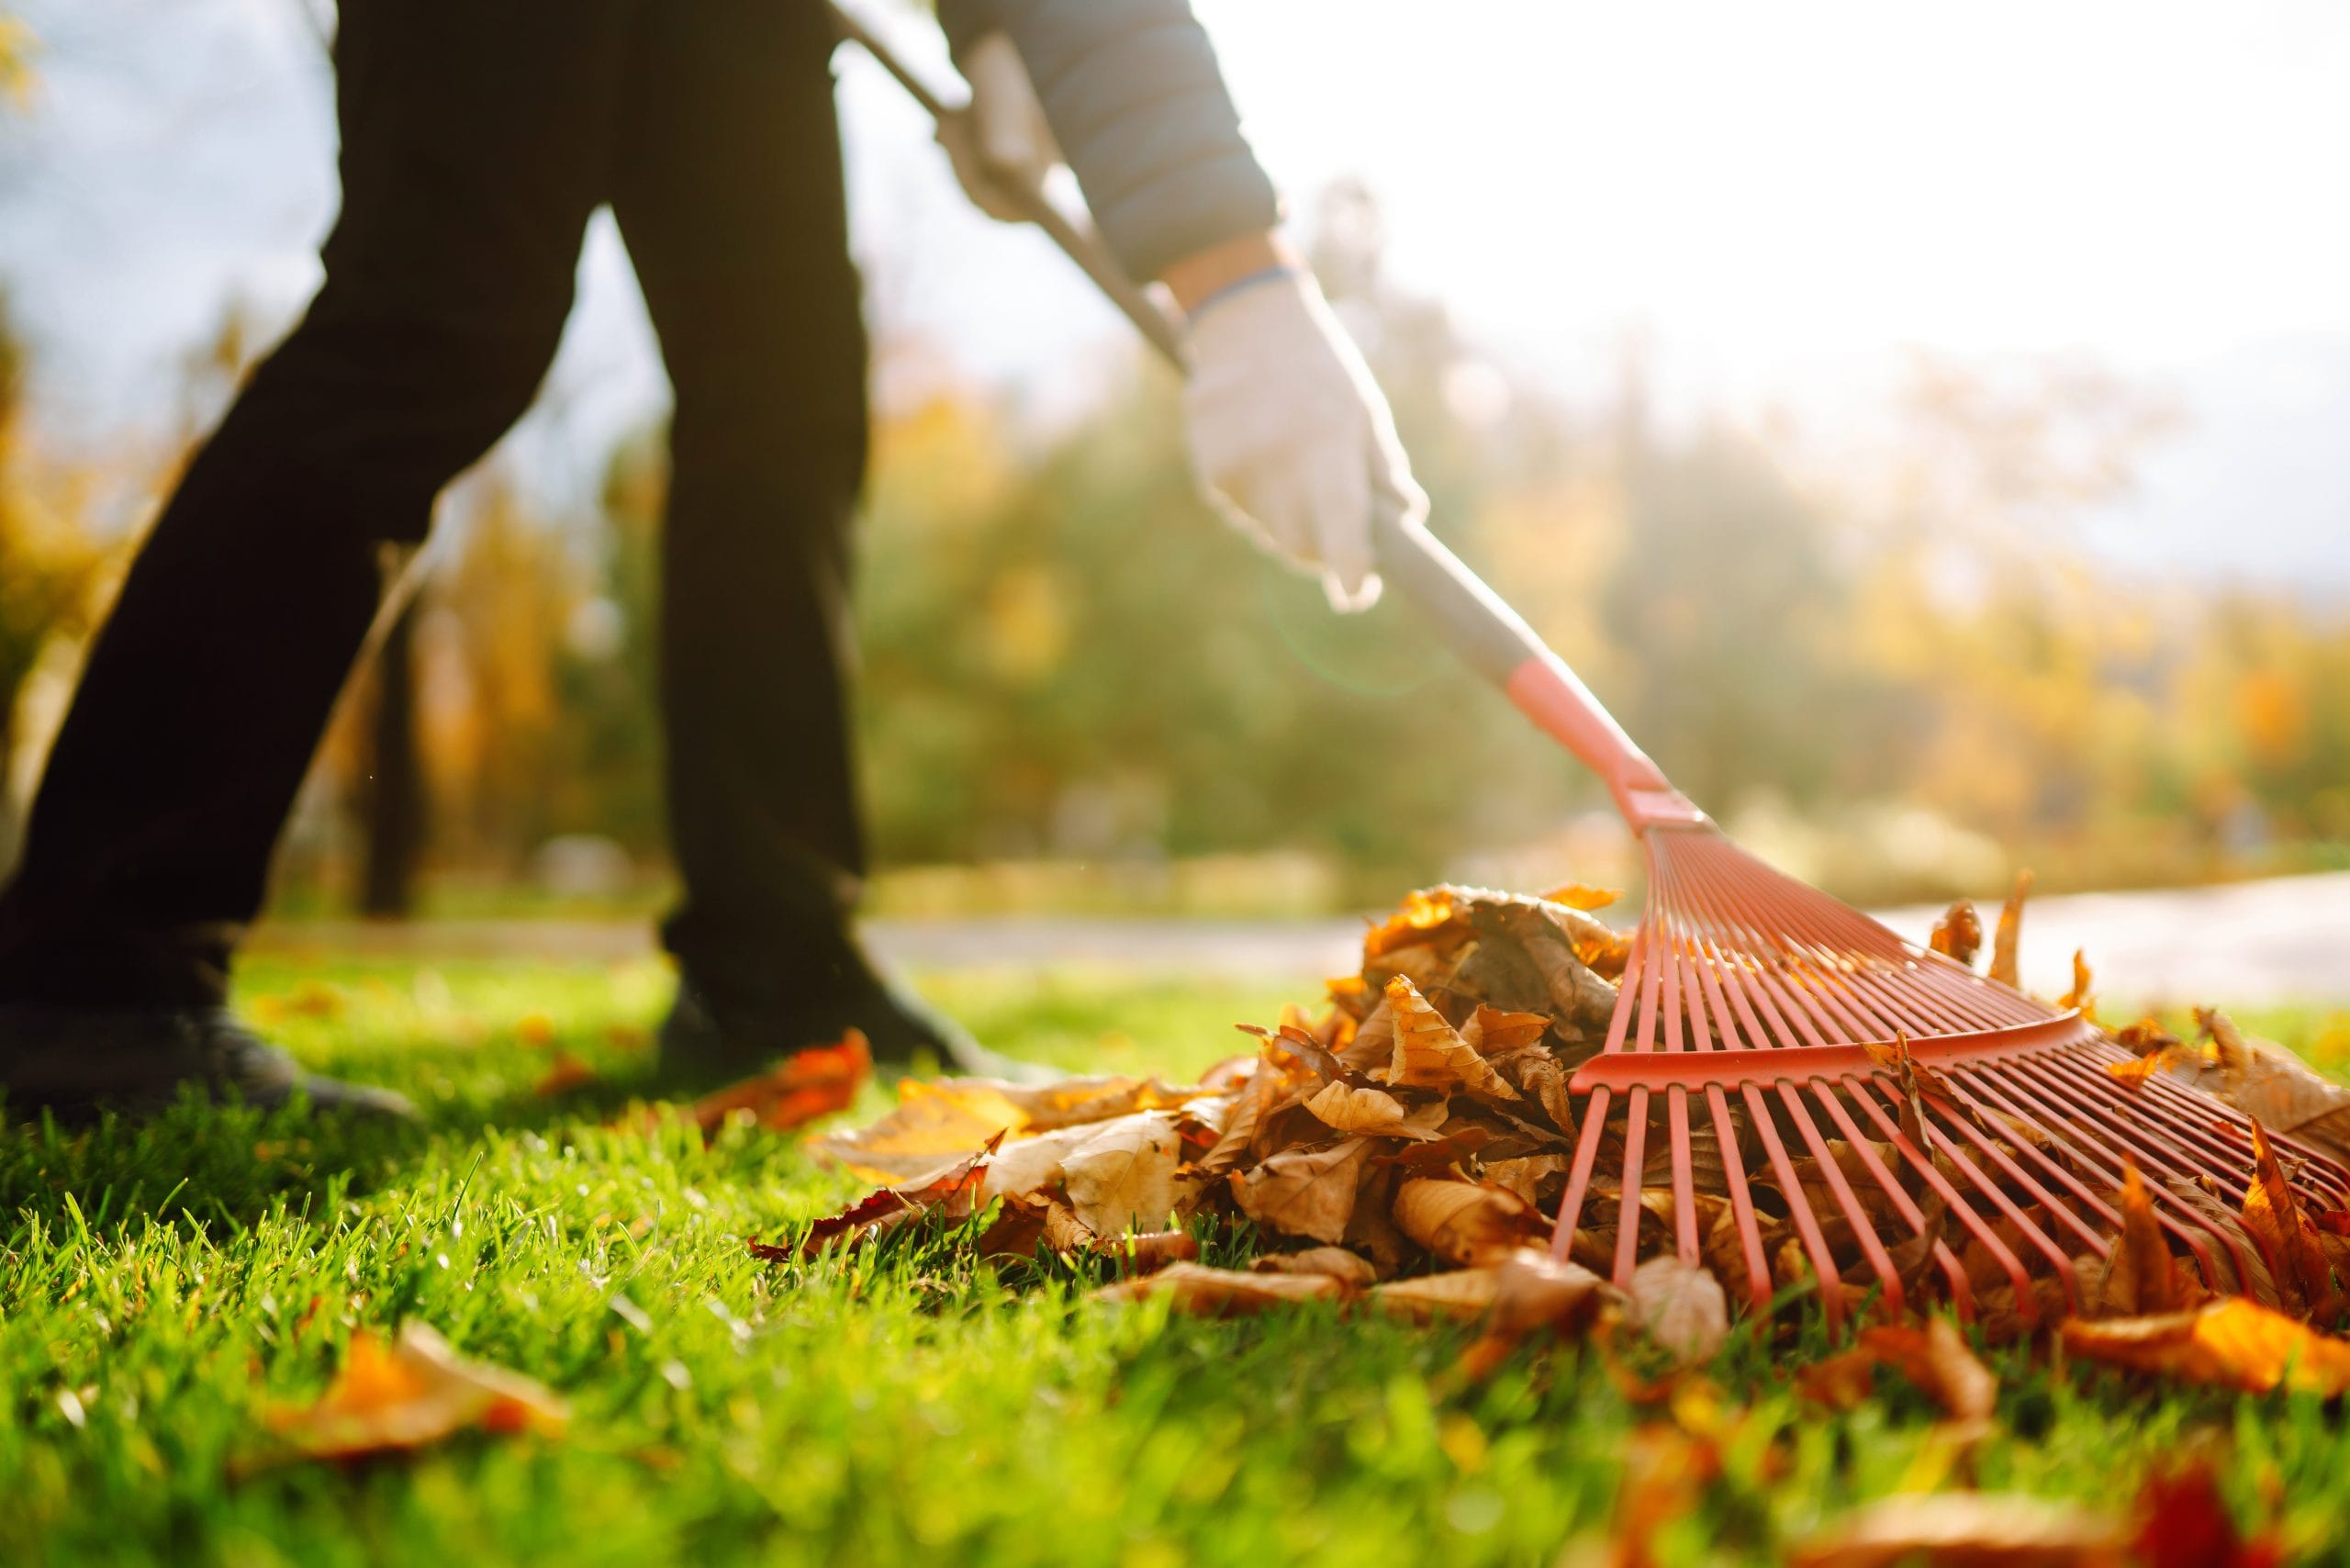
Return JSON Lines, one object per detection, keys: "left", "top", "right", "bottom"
{"left": 1182, "top": 270, "right": 1427, "bottom": 612}
{"left": 938, "top": 32, "right": 1061, "bottom": 222}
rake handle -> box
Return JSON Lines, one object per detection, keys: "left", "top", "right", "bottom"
{"left": 832, "top": 2, "right": 1691, "bottom": 825}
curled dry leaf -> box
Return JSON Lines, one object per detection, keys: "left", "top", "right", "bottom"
{"left": 759, "top": 1133, "right": 1002, "bottom": 1260}
{"left": 1856, "top": 1316, "right": 1996, "bottom": 1428}
{"left": 1253, "top": 1247, "right": 1381, "bottom": 1287}
{"left": 263, "top": 1322, "right": 566, "bottom": 1463}
{"left": 974, "top": 1192, "right": 1094, "bottom": 1258}
{"left": 2058, "top": 949, "right": 2097, "bottom": 1018}
{"left": 1989, "top": 868, "right": 2032, "bottom": 989}
{"left": 1393, "top": 1178, "right": 1546, "bottom": 1267}
{"left": 1060, "top": 1111, "right": 1192, "bottom": 1236}
{"left": 1628, "top": 1255, "right": 1729, "bottom": 1367}
{"left": 2060, "top": 1296, "right": 2350, "bottom": 1396}
{"left": 2180, "top": 1009, "right": 2350, "bottom": 1168}
{"left": 2097, "top": 1158, "right": 2185, "bottom": 1316}
{"left": 1786, "top": 1492, "right": 2127, "bottom": 1568}
{"left": 1460, "top": 1004, "right": 1550, "bottom": 1058}
{"left": 1091, "top": 1228, "right": 1201, "bottom": 1274}
{"left": 2241, "top": 1119, "right": 2337, "bottom": 1319}
{"left": 1539, "top": 882, "right": 1620, "bottom": 912}
{"left": 688, "top": 1031, "right": 871, "bottom": 1137}
{"left": 1095, "top": 1261, "right": 1347, "bottom": 1316}
{"left": 1366, "top": 1267, "right": 1506, "bottom": 1325}
{"left": 1379, "top": 977, "right": 1519, "bottom": 1101}
{"left": 1929, "top": 898, "right": 1982, "bottom": 968}
{"left": 1234, "top": 1137, "right": 1374, "bottom": 1244}
{"left": 1303, "top": 1081, "right": 1415, "bottom": 1137}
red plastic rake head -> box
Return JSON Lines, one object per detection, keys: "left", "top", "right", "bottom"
{"left": 1504, "top": 654, "right": 2350, "bottom": 1331}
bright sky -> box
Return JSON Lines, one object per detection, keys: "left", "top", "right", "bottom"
{"left": 5, "top": 0, "right": 2349, "bottom": 581}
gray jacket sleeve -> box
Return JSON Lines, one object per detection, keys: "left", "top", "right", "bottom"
{"left": 937, "top": 0, "right": 1281, "bottom": 280}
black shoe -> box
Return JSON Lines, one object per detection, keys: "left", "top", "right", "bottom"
{"left": 658, "top": 970, "right": 1051, "bottom": 1084}
{"left": 0, "top": 1003, "right": 417, "bottom": 1124}
{"left": 658, "top": 971, "right": 961, "bottom": 1074}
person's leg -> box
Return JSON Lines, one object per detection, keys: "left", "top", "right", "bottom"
{"left": 0, "top": 0, "right": 630, "bottom": 1116}
{"left": 612, "top": 0, "right": 968, "bottom": 1070}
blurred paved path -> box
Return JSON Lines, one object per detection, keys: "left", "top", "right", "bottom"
{"left": 249, "top": 869, "right": 2350, "bottom": 1004}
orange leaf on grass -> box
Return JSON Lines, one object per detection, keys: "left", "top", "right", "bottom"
{"left": 2132, "top": 1461, "right": 2287, "bottom": 1568}
{"left": 533, "top": 1050, "right": 599, "bottom": 1098}
{"left": 1794, "top": 1348, "right": 1878, "bottom": 1411}
{"left": 1787, "top": 1493, "right": 2126, "bottom": 1568}
{"left": 264, "top": 1323, "right": 565, "bottom": 1463}
{"left": 2060, "top": 1296, "right": 2350, "bottom": 1395}
{"left": 1857, "top": 1316, "right": 1996, "bottom": 1428}
{"left": 689, "top": 1030, "right": 871, "bottom": 1137}
{"left": 1095, "top": 1261, "right": 1348, "bottom": 1316}
{"left": 751, "top": 1131, "right": 1003, "bottom": 1260}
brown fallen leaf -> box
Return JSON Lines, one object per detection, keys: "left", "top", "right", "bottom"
{"left": 2241, "top": 1118, "right": 2337, "bottom": 1319}
{"left": 756, "top": 1134, "right": 1003, "bottom": 1260}
{"left": 1989, "top": 869, "right": 2032, "bottom": 989}
{"left": 1234, "top": 1138, "right": 1375, "bottom": 1244}
{"left": 533, "top": 1050, "right": 599, "bottom": 1098}
{"left": 2185, "top": 1009, "right": 2350, "bottom": 1168}
{"left": 1393, "top": 1177, "right": 1547, "bottom": 1266}
{"left": 1858, "top": 1316, "right": 1997, "bottom": 1429}
{"left": 1094, "top": 1261, "right": 1348, "bottom": 1316}
{"left": 1451, "top": 1249, "right": 1617, "bottom": 1379}
{"left": 1539, "top": 882, "right": 1621, "bottom": 913}
{"left": 805, "top": 1072, "right": 1027, "bottom": 1182}
{"left": 1091, "top": 1228, "right": 1202, "bottom": 1274}
{"left": 263, "top": 1323, "right": 566, "bottom": 1463}
{"left": 1379, "top": 976, "right": 1520, "bottom": 1101}
{"left": 2060, "top": 1296, "right": 2350, "bottom": 1395}
{"left": 1460, "top": 1004, "right": 1551, "bottom": 1057}
{"left": 1929, "top": 899, "right": 1983, "bottom": 968}
{"left": 2097, "top": 1157, "right": 2185, "bottom": 1316}
{"left": 973, "top": 1192, "right": 1093, "bottom": 1259}
{"left": 1060, "top": 1111, "right": 1192, "bottom": 1236}
{"left": 2131, "top": 1460, "right": 2285, "bottom": 1568}
{"left": 2058, "top": 949, "right": 2098, "bottom": 1020}
{"left": 1303, "top": 1081, "right": 1415, "bottom": 1137}
{"left": 1253, "top": 1247, "right": 1381, "bottom": 1287}
{"left": 1366, "top": 1267, "right": 1510, "bottom": 1325}
{"left": 1628, "top": 1255, "right": 1729, "bottom": 1367}
{"left": 1483, "top": 1153, "right": 1573, "bottom": 1207}
{"left": 1786, "top": 1492, "right": 2127, "bottom": 1568}
{"left": 1794, "top": 1348, "right": 1878, "bottom": 1411}
{"left": 688, "top": 1032, "right": 871, "bottom": 1138}
{"left": 1362, "top": 888, "right": 1469, "bottom": 960}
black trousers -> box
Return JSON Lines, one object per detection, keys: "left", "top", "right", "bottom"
{"left": 0, "top": 0, "right": 874, "bottom": 1013}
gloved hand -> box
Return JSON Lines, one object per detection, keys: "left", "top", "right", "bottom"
{"left": 1181, "top": 267, "right": 1426, "bottom": 612}
{"left": 938, "top": 31, "right": 1061, "bottom": 221}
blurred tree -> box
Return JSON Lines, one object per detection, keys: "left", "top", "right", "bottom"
{"left": 0, "top": 295, "right": 104, "bottom": 859}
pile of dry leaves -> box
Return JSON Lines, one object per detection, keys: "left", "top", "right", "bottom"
{"left": 778, "top": 879, "right": 2350, "bottom": 1387}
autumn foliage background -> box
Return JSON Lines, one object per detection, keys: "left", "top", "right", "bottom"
{"left": 3, "top": 9, "right": 2349, "bottom": 922}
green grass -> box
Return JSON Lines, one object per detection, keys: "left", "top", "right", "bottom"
{"left": 4, "top": 961, "right": 2346, "bottom": 1566}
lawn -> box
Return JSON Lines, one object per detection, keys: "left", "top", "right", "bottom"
{"left": 4, "top": 956, "right": 2346, "bottom": 1566}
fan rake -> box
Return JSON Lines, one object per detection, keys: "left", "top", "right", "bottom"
{"left": 833, "top": 0, "right": 2350, "bottom": 1332}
